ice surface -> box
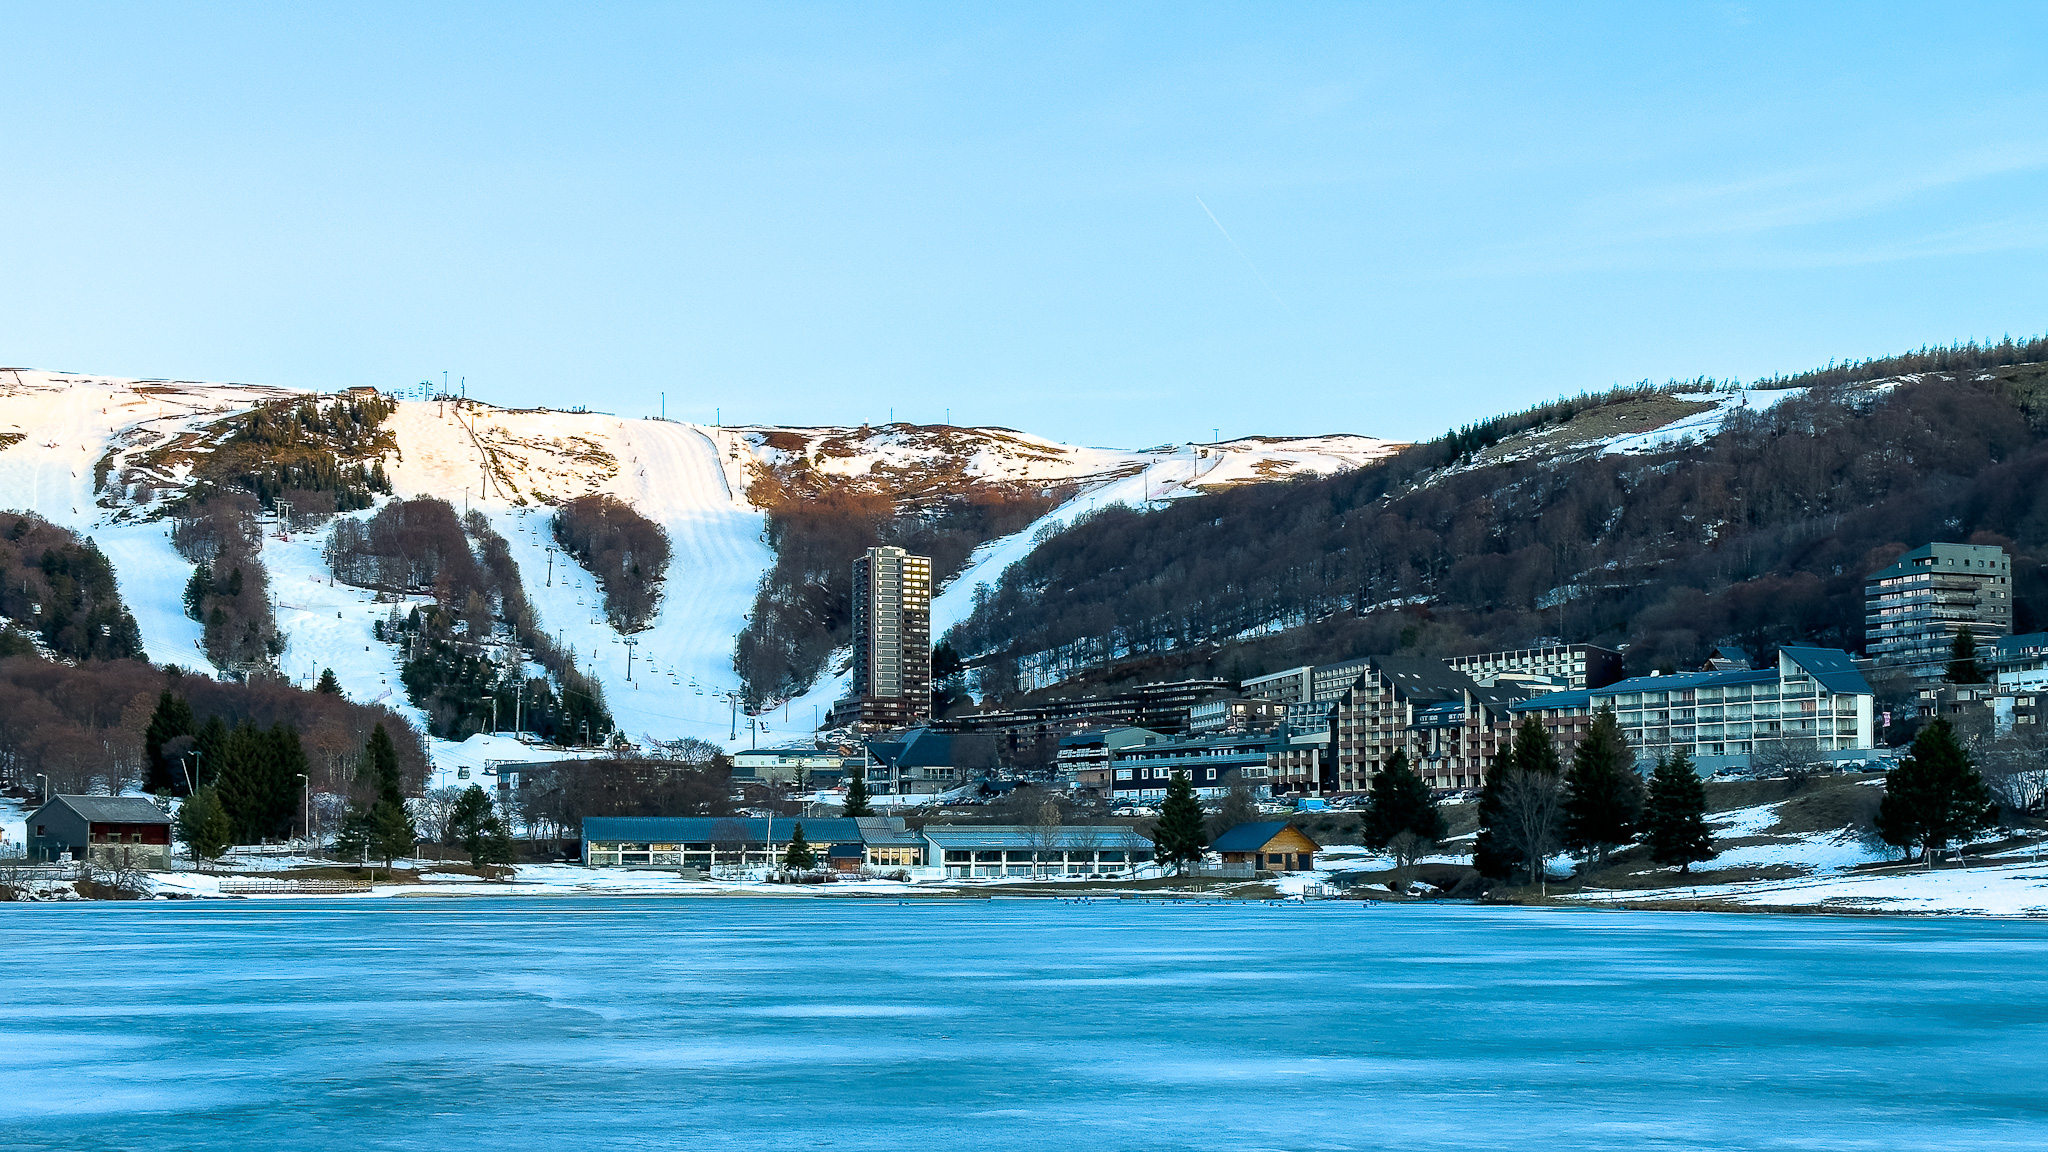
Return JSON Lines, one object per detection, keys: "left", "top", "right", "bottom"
{"left": 4, "top": 900, "right": 2048, "bottom": 1150}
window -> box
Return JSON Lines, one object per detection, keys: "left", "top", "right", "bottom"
{"left": 1114, "top": 769, "right": 1132, "bottom": 780}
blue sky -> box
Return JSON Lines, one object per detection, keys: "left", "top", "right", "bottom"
{"left": 3, "top": 3, "right": 2046, "bottom": 445}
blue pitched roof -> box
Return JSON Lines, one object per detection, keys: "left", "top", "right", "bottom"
{"left": 1996, "top": 632, "right": 2048, "bottom": 658}
{"left": 1210, "top": 821, "right": 1297, "bottom": 852}
{"left": 868, "top": 728, "right": 956, "bottom": 768}
{"left": 1779, "top": 645, "right": 1872, "bottom": 695}
{"left": 1511, "top": 688, "right": 1591, "bottom": 713}
{"left": 1513, "top": 646, "right": 1871, "bottom": 709}
{"left": 583, "top": 817, "right": 867, "bottom": 844}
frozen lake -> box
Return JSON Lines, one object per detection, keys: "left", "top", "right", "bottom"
{"left": 4, "top": 899, "right": 2047, "bottom": 1150}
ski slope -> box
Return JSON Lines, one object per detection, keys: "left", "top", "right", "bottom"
{"left": 0, "top": 366, "right": 1400, "bottom": 752}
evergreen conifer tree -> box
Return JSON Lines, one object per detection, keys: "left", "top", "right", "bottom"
{"left": 1876, "top": 717, "right": 1995, "bottom": 862}
{"left": 215, "top": 722, "right": 304, "bottom": 844}
{"left": 1945, "top": 627, "right": 1989, "bottom": 684}
{"left": 214, "top": 722, "right": 267, "bottom": 845}
{"left": 842, "top": 771, "right": 874, "bottom": 817}
{"left": 1644, "top": 750, "right": 1715, "bottom": 873}
{"left": 175, "top": 785, "right": 233, "bottom": 865}
{"left": 783, "top": 823, "right": 816, "bottom": 871}
{"left": 337, "top": 723, "right": 418, "bottom": 865}
{"left": 1562, "top": 708, "right": 1643, "bottom": 865}
{"left": 143, "top": 690, "right": 196, "bottom": 794}
{"left": 316, "top": 668, "right": 342, "bottom": 695}
{"left": 1153, "top": 771, "right": 1207, "bottom": 874}
{"left": 471, "top": 817, "right": 515, "bottom": 866}
{"left": 1362, "top": 750, "right": 1447, "bottom": 868}
{"left": 1473, "top": 752, "right": 1516, "bottom": 880}
{"left": 194, "top": 715, "right": 228, "bottom": 787}
{"left": 446, "top": 785, "right": 516, "bottom": 866}
{"left": 449, "top": 785, "right": 495, "bottom": 849}
{"left": 182, "top": 564, "right": 213, "bottom": 621}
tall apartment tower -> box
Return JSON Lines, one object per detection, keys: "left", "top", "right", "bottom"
{"left": 1866, "top": 542, "right": 2013, "bottom": 681}
{"left": 839, "top": 546, "right": 932, "bottom": 728}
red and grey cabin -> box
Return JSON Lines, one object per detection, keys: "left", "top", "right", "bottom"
{"left": 26, "top": 795, "right": 174, "bottom": 869}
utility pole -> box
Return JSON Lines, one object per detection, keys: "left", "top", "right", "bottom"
{"left": 730, "top": 694, "right": 739, "bottom": 741}
{"left": 545, "top": 546, "right": 555, "bottom": 586}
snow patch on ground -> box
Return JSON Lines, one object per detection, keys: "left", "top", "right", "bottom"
{"left": 1599, "top": 387, "right": 1807, "bottom": 456}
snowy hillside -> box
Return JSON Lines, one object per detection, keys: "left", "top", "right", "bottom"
{"left": 0, "top": 367, "right": 1400, "bottom": 755}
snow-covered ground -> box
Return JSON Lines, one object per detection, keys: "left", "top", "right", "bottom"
{"left": 137, "top": 862, "right": 927, "bottom": 899}
{"left": 1600, "top": 387, "right": 1809, "bottom": 456}
{"left": 1592, "top": 859, "right": 2048, "bottom": 917}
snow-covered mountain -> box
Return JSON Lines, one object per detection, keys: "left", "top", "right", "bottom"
{"left": 0, "top": 366, "right": 1402, "bottom": 757}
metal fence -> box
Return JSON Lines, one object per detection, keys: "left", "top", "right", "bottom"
{"left": 217, "top": 877, "right": 372, "bottom": 895}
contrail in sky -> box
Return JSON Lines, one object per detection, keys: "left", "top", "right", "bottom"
{"left": 1196, "top": 195, "right": 1286, "bottom": 307}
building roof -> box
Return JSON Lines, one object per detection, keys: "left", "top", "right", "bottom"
{"left": 1366, "top": 655, "right": 1481, "bottom": 702}
{"left": 43, "top": 795, "right": 171, "bottom": 825}
{"left": 1115, "top": 732, "right": 1281, "bottom": 761}
{"left": 1868, "top": 541, "right": 2008, "bottom": 582}
{"left": 1513, "top": 645, "right": 1871, "bottom": 710}
{"left": 731, "top": 748, "right": 855, "bottom": 763}
{"left": 868, "top": 728, "right": 955, "bottom": 768}
{"left": 1512, "top": 688, "right": 1592, "bottom": 713}
{"left": 1778, "top": 645, "right": 1873, "bottom": 695}
{"left": 1209, "top": 821, "right": 1318, "bottom": 852}
{"left": 853, "top": 816, "right": 925, "bottom": 847}
{"left": 1997, "top": 632, "right": 2048, "bottom": 658}
{"left": 920, "top": 824, "right": 1154, "bottom": 850}
{"left": 1598, "top": 669, "right": 1775, "bottom": 696}
{"left": 582, "top": 816, "right": 869, "bottom": 843}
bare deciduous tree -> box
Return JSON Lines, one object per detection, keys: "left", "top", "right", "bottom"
{"left": 1751, "top": 734, "right": 1825, "bottom": 787}
{"left": 710, "top": 817, "right": 752, "bottom": 878}
{"left": 1024, "top": 798, "right": 1064, "bottom": 878}
{"left": 1498, "top": 768, "right": 1565, "bottom": 896}
{"left": 1977, "top": 726, "right": 2048, "bottom": 824}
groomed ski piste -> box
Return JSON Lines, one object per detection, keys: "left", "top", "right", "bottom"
{"left": 0, "top": 367, "right": 1401, "bottom": 774}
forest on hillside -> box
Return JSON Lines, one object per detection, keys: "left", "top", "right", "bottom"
{"left": 141, "top": 392, "right": 397, "bottom": 516}
{"left": 947, "top": 350, "right": 2048, "bottom": 703}
{"left": 330, "top": 497, "right": 612, "bottom": 742}
{"left": 0, "top": 513, "right": 143, "bottom": 662}
{"left": 0, "top": 660, "right": 426, "bottom": 800}
{"left": 551, "top": 494, "right": 671, "bottom": 633}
